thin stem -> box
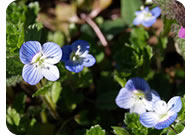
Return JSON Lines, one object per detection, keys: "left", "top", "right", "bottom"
{"left": 40, "top": 95, "right": 58, "bottom": 119}
{"left": 36, "top": 82, "right": 59, "bottom": 120}
{"left": 170, "top": 125, "right": 177, "bottom": 134}
{"left": 80, "top": 13, "right": 108, "bottom": 47}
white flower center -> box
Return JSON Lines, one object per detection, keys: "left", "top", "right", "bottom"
{"left": 138, "top": 10, "right": 153, "bottom": 21}
{"left": 70, "top": 45, "right": 83, "bottom": 62}
{"left": 31, "top": 52, "right": 46, "bottom": 68}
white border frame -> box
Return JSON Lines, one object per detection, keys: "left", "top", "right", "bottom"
{"left": 0, "top": 0, "right": 15, "bottom": 134}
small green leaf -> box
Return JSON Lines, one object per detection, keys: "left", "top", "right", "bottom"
{"left": 124, "top": 113, "right": 148, "bottom": 135}
{"left": 112, "top": 126, "right": 130, "bottom": 135}
{"left": 32, "top": 83, "right": 52, "bottom": 97}
{"left": 129, "top": 27, "right": 149, "bottom": 49}
{"left": 6, "top": 107, "right": 20, "bottom": 126}
{"left": 114, "top": 73, "right": 126, "bottom": 88}
{"left": 86, "top": 125, "right": 105, "bottom": 135}
{"left": 51, "top": 81, "right": 62, "bottom": 104}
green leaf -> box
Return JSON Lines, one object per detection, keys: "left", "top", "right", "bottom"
{"left": 6, "top": 107, "right": 20, "bottom": 126}
{"left": 124, "top": 113, "right": 148, "bottom": 135}
{"left": 24, "top": 22, "right": 43, "bottom": 41}
{"left": 121, "top": 0, "right": 142, "bottom": 24}
{"left": 51, "top": 81, "right": 62, "bottom": 104}
{"left": 86, "top": 125, "right": 105, "bottom": 135}
{"left": 129, "top": 27, "right": 149, "bottom": 49}
{"left": 114, "top": 73, "right": 126, "bottom": 88}
{"left": 32, "top": 83, "right": 52, "bottom": 97}
{"left": 112, "top": 126, "right": 130, "bottom": 135}
{"left": 178, "top": 96, "right": 185, "bottom": 121}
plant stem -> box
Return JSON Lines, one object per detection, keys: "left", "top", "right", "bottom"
{"left": 36, "top": 82, "right": 59, "bottom": 120}
{"left": 170, "top": 125, "right": 177, "bottom": 134}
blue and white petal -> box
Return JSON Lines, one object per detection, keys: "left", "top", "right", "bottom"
{"left": 42, "top": 63, "right": 60, "bottom": 81}
{"left": 71, "top": 40, "right": 90, "bottom": 56}
{"left": 125, "top": 77, "right": 150, "bottom": 92}
{"left": 20, "top": 41, "right": 42, "bottom": 64}
{"left": 144, "top": 7, "right": 150, "bottom": 12}
{"left": 167, "top": 96, "right": 182, "bottom": 113}
{"left": 151, "top": 7, "right": 161, "bottom": 18}
{"left": 142, "top": 17, "right": 156, "bottom": 27}
{"left": 144, "top": 90, "right": 161, "bottom": 111}
{"left": 115, "top": 88, "right": 135, "bottom": 109}
{"left": 65, "top": 61, "right": 84, "bottom": 73}
{"left": 82, "top": 54, "right": 96, "bottom": 67}
{"left": 140, "top": 112, "right": 159, "bottom": 128}
{"left": 133, "top": 15, "right": 144, "bottom": 26}
{"left": 154, "top": 113, "right": 178, "bottom": 129}
{"left": 153, "top": 100, "right": 168, "bottom": 114}
{"left": 61, "top": 45, "right": 72, "bottom": 62}
{"left": 42, "top": 42, "right": 62, "bottom": 64}
{"left": 145, "top": 89, "right": 161, "bottom": 102}
{"left": 22, "top": 64, "right": 43, "bottom": 85}
{"left": 130, "top": 101, "right": 147, "bottom": 114}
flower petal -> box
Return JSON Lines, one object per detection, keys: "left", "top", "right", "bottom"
{"left": 125, "top": 77, "right": 150, "bottom": 92}
{"left": 130, "top": 101, "right": 147, "bottom": 114}
{"left": 20, "top": 41, "right": 42, "bottom": 64}
{"left": 42, "top": 42, "right": 62, "bottom": 64}
{"left": 144, "top": 7, "right": 150, "bottom": 12}
{"left": 154, "top": 113, "right": 178, "bottom": 129}
{"left": 167, "top": 96, "right": 182, "bottom": 113}
{"left": 151, "top": 7, "right": 161, "bottom": 18}
{"left": 65, "top": 61, "right": 84, "bottom": 73}
{"left": 135, "top": 11, "right": 142, "bottom": 16}
{"left": 145, "top": 89, "right": 161, "bottom": 102}
{"left": 153, "top": 100, "right": 168, "bottom": 114}
{"left": 61, "top": 45, "right": 72, "bottom": 62}
{"left": 140, "top": 112, "right": 159, "bottom": 128}
{"left": 133, "top": 16, "right": 144, "bottom": 26}
{"left": 144, "top": 90, "right": 161, "bottom": 111}
{"left": 115, "top": 88, "right": 135, "bottom": 109}
{"left": 41, "top": 63, "right": 60, "bottom": 81}
{"left": 142, "top": 17, "right": 156, "bottom": 27}
{"left": 178, "top": 26, "right": 185, "bottom": 39}
{"left": 82, "top": 54, "right": 96, "bottom": 67}
{"left": 71, "top": 40, "right": 90, "bottom": 56}
{"left": 22, "top": 64, "right": 43, "bottom": 85}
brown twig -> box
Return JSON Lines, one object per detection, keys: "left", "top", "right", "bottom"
{"left": 80, "top": 13, "right": 108, "bottom": 47}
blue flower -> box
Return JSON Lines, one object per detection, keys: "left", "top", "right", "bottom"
{"left": 115, "top": 77, "right": 161, "bottom": 114}
{"left": 19, "top": 41, "right": 62, "bottom": 85}
{"left": 140, "top": 96, "right": 182, "bottom": 129}
{"left": 61, "top": 40, "right": 96, "bottom": 73}
{"left": 133, "top": 7, "right": 161, "bottom": 27}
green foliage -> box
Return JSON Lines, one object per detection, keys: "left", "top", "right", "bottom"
{"left": 6, "top": 1, "right": 43, "bottom": 77}
{"left": 7, "top": 107, "right": 21, "bottom": 126}
{"left": 6, "top": 0, "right": 185, "bottom": 135}
{"left": 6, "top": 75, "right": 22, "bottom": 87}
{"left": 124, "top": 113, "right": 148, "bottom": 135}
{"left": 112, "top": 126, "right": 130, "bottom": 135}
{"left": 86, "top": 125, "right": 105, "bottom": 135}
